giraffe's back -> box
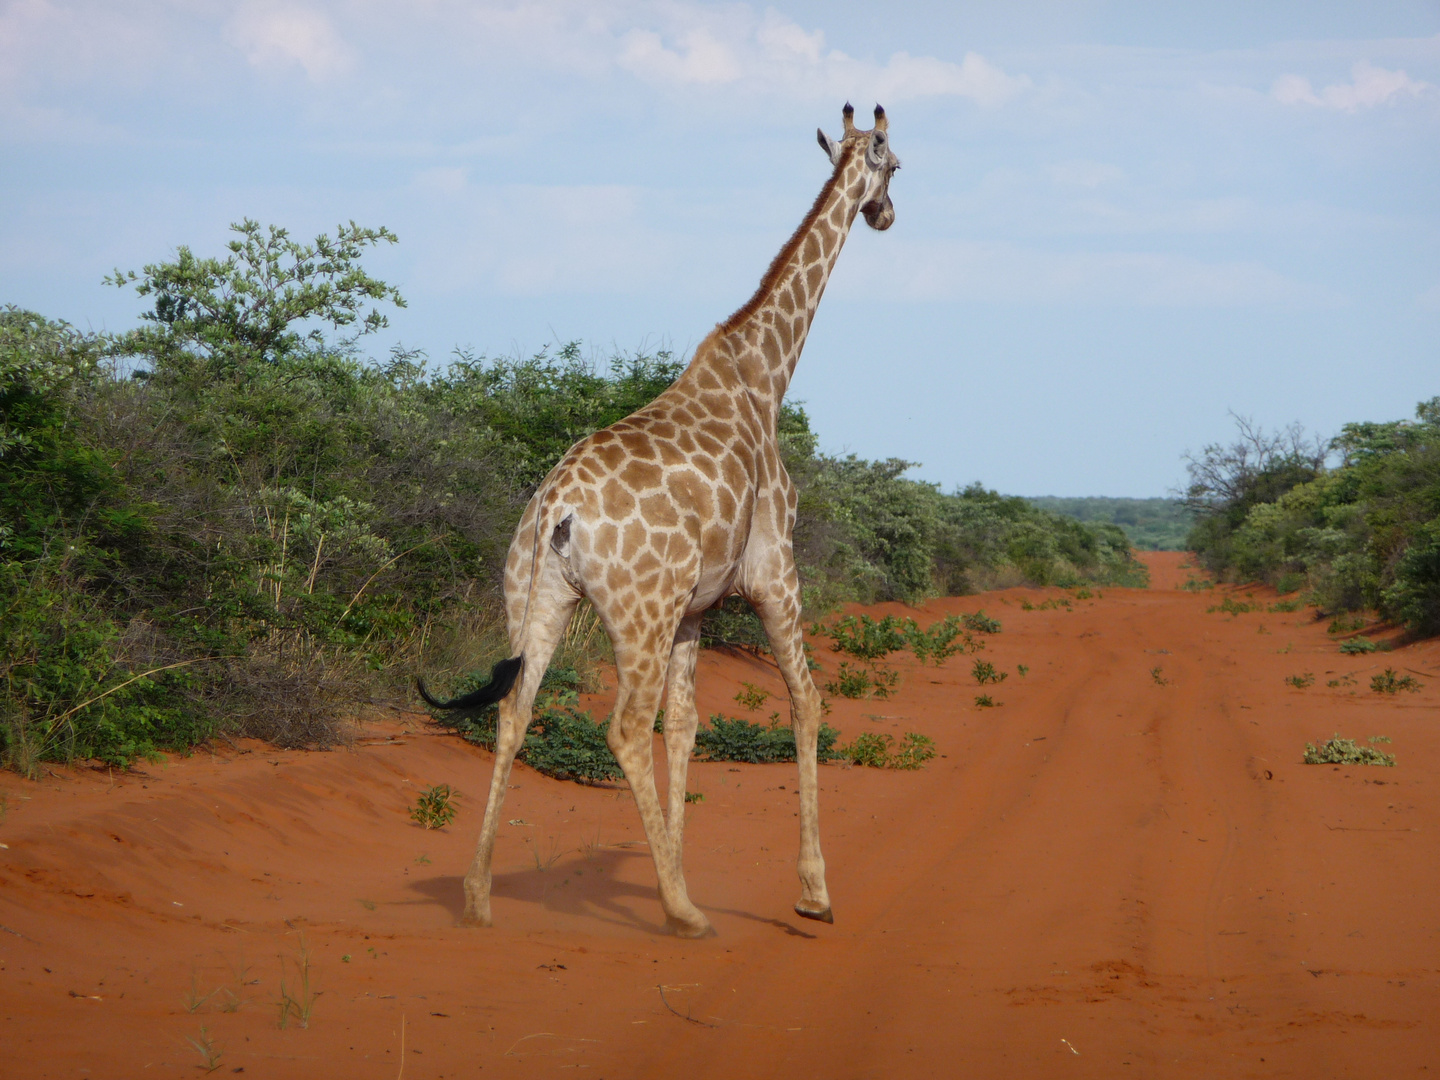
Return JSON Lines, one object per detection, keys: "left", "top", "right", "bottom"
{"left": 500, "top": 375, "right": 786, "bottom": 627}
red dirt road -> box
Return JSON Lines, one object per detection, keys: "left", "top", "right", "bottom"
{"left": 2, "top": 553, "right": 1437, "bottom": 1078}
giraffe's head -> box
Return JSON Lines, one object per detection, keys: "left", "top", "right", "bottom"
{"left": 817, "top": 102, "right": 899, "bottom": 231}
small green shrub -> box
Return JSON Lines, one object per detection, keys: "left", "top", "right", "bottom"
{"left": 825, "top": 661, "right": 873, "bottom": 699}
{"left": 185, "top": 1026, "right": 223, "bottom": 1074}
{"left": 1275, "top": 572, "right": 1306, "bottom": 595}
{"left": 276, "top": 939, "right": 316, "bottom": 1029}
{"left": 1285, "top": 673, "right": 1315, "bottom": 689}
{"left": 962, "top": 610, "right": 1002, "bottom": 634}
{"left": 522, "top": 693, "right": 624, "bottom": 784}
{"left": 1180, "top": 577, "right": 1214, "bottom": 591}
{"left": 684, "top": 791, "right": 704, "bottom": 804}
{"left": 1327, "top": 613, "right": 1367, "bottom": 635}
{"left": 1268, "top": 598, "right": 1305, "bottom": 613}
{"left": 839, "top": 731, "right": 935, "bottom": 770}
{"left": 734, "top": 683, "right": 770, "bottom": 710}
{"left": 1338, "top": 636, "right": 1377, "bottom": 655}
{"left": 890, "top": 732, "right": 937, "bottom": 769}
{"left": 824, "top": 614, "right": 913, "bottom": 661}
{"left": 870, "top": 667, "right": 901, "bottom": 698}
{"left": 1016, "top": 663, "right": 1029, "bottom": 678}
{"left": 974, "top": 694, "right": 996, "bottom": 708}
{"left": 1208, "top": 596, "right": 1257, "bottom": 616}
{"left": 823, "top": 661, "right": 899, "bottom": 700}
{"left": 1303, "top": 734, "right": 1395, "bottom": 767}
{"left": 410, "top": 783, "right": 458, "bottom": 829}
{"left": 971, "top": 659, "right": 1008, "bottom": 686}
{"left": 700, "top": 597, "right": 770, "bottom": 653}
{"left": 1370, "top": 668, "right": 1423, "bottom": 695}
{"left": 842, "top": 731, "right": 892, "bottom": 768}
{"left": 694, "top": 713, "right": 839, "bottom": 764}
{"left": 1150, "top": 666, "right": 1168, "bottom": 686}
{"left": 905, "top": 614, "right": 979, "bottom": 666}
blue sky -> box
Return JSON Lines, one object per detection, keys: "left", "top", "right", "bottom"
{"left": 2, "top": 1, "right": 1437, "bottom": 496}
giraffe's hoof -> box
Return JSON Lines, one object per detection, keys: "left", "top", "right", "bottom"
{"left": 459, "top": 902, "right": 493, "bottom": 928}
{"left": 667, "top": 913, "right": 716, "bottom": 939}
{"left": 794, "top": 901, "right": 834, "bottom": 924}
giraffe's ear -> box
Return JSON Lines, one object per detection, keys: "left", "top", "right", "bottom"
{"left": 817, "top": 128, "right": 841, "bottom": 166}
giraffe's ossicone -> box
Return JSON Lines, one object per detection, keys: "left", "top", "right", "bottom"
{"left": 420, "top": 104, "right": 900, "bottom": 937}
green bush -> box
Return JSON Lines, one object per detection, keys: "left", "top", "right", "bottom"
{"left": 1186, "top": 402, "right": 1440, "bottom": 634}
{"left": 1338, "top": 636, "right": 1377, "bottom": 654}
{"left": 699, "top": 597, "right": 770, "bottom": 652}
{"left": 837, "top": 730, "right": 937, "bottom": 770}
{"left": 694, "top": 713, "right": 840, "bottom": 764}
{"left": 823, "top": 661, "right": 899, "bottom": 700}
{"left": 410, "top": 784, "right": 458, "bottom": 829}
{"left": 1370, "top": 668, "right": 1423, "bottom": 695}
{"left": 961, "top": 610, "right": 1002, "bottom": 634}
{"left": 823, "top": 614, "right": 913, "bottom": 660}
{"left": 522, "top": 694, "right": 624, "bottom": 784}
{"left": 1303, "top": 734, "right": 1394, "bottom": 767}
{"left": 971, "top": 659, "right": 1008, "bottom": 686}
{"left": 904, "top": 614, "right": 979, "bottom": 665}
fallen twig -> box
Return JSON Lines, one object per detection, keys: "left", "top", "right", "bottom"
{"left": 657, "top": 984, "right": 718, "bottom": 1028}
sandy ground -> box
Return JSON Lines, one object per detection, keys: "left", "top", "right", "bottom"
{"left": 2, "top": 552, "right": 1438, "bottom": 1079}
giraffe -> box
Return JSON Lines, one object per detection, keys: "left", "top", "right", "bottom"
{"left": 420, "top": 103, "right": 899, "bottom": 938}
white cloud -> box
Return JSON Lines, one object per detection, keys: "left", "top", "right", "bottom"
{"left": 619, "top": 27, "right": 742, "bottom": 85}
{"left": 606, "top": 5, "right": 1028, "bottom": 105}
{"left": 872, "top": 51, "right": 1029, "bottom": 107}
{"left": 227, "top": 3, "right": 353, "bottom": 82}
{"left": 0, "top": 1, "right": 1027, "bottom": 115}
{"left": 1272, "top": 60, "right": 1434, "bottom": 112}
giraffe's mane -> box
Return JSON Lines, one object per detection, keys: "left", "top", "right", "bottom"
{"left": 716, "top": 141, "right": 857, "bottom": 336}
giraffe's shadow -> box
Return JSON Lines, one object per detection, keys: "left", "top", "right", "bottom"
{"left": 408, "top": 847, "right": 817, "bottom": 938}
{"left": 409, "top": 847, "right": 668, "bottom": 935}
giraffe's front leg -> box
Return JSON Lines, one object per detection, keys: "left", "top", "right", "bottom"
{"left": 661, "top": 614, "right": 704, "bottom": 860}
{"left": 750, "top": 567, "right": 832, "bottom": 924}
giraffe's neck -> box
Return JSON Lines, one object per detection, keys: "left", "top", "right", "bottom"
{"left": 700, "top": 151, "right": 868, "bottom": 428}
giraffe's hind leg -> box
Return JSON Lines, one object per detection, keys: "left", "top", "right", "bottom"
{"left": 661, "top": 613, "right": 704, "bottom": 861}
{"left": 461, "top": 566, "right": 578, "bottom": 926}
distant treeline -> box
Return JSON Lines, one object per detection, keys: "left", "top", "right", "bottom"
{"left": 1183, "top": 407, "right": 1439, "bottom": 635}
{"left": 1025, "top": 497, "right": 1193, "bottom": 551}
{"left": 0, "top": 220, "right": 1143, "bottom": 770}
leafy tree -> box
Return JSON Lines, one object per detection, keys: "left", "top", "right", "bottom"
{"left": 1188, "top": 399, "right": 1440, "bottom": 633}
{"left": 107, "top": 219, "right": 404, "bottom": 375}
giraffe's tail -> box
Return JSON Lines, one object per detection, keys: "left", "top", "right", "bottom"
{"left": 416, "top": 657, "right": 524, "bottom": 712}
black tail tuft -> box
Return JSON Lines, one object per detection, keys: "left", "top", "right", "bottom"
{"left": 416, "top": 656, "right": 524, "bottom": 711}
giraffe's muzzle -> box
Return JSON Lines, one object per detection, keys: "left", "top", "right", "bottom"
{"left": 861, "top": 192, "right": 895, "bottom": 231}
